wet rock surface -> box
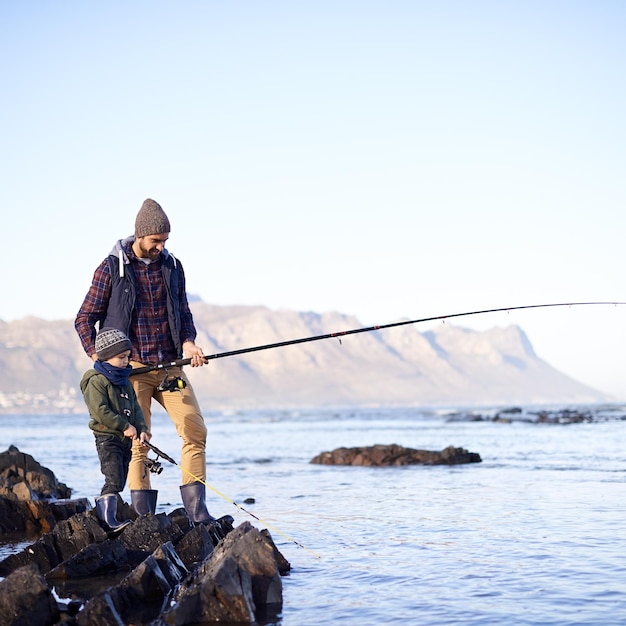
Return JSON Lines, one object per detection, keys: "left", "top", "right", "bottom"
{"left": 0, "top": 564, "right": 61, "bottom": 626}
{"left": 0, "top": 445, "right": 86, "bottom": 536}
{"left": 310, "top": 443, "right": 481, "bottom": 466}
{"left": 151, "top": 522, "right": 289, "bottom": 626}
{"left": 0, "top": 447, "right": 290, "bottom": 625}
{"left": 0, "top": 445, "right": 72, "bottom": 500}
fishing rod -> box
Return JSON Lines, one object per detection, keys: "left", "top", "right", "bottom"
{"left": 142, "top": 440, "right": 321, "bottom": 559}
{"left": 130, "top": 301, "right": 625, "bottom": 376}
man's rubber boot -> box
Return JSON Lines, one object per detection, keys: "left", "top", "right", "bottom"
{"left": 180, "top": 481, "right": 216, "bottom": 523}
{"left": 130, "top": 489, "right": 158, "bottom": 516}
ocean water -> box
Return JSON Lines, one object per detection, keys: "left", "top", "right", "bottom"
{"left": 1, "top": 405, "right": 625, "bottom": 625}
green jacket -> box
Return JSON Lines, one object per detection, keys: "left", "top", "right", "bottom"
{"left": 80, "top": 369, "right": 149, "bottom": 440}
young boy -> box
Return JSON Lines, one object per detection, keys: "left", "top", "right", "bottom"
{"left": 80, "top": 328, "right": 151, "bottom": 532}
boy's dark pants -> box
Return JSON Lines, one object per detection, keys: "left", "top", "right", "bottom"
{"left": 95, "top": 434, "right": 132, "bottom": 496}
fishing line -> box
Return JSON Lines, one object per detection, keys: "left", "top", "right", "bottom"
{"left": 130, "top": 301, "right": 626, "bottom": 375}
{"left": 132, "top": 301, "right": 624, "bottom": 560}
{"left": 143, "top": 441, "right": 321, "bottom": 559}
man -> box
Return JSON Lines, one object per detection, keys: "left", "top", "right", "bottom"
{"left": 75, "top": 198, "right": 217, "bottom": 524}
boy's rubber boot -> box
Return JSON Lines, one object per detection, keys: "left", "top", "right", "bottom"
{"left": 95, "top": 493, "right": 132, "bottom": 533}
{"left": 180, "top": 481, "right": 216, "bottom": 523}
{"left": 130, "top": 489, "right": 158, "bottom": 516}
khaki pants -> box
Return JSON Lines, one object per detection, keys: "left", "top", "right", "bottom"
{"left": 128, "top": 363, "right": 207, "bottom": 489}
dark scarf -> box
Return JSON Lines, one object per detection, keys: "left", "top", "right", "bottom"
{"left": 94, "top": 360, "right": 133, "bottom": 387}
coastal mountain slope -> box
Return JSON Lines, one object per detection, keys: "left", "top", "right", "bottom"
{"left": 0, "top": 301, "right": 609, "bottom": 413}
{"left": 187, "top": 304, "right": 606, "bottom": 408}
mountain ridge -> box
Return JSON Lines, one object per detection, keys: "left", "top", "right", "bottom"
{"left": 0, "top": 301, "right": 610, "bottom": 413}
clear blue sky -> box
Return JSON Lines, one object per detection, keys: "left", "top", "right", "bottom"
{"left": 2, "top": 2, "right": 625, "bottom": 397}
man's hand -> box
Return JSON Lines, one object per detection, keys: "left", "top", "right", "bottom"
{"left": 183, "top": 341, "right": 206, "bottom": 367}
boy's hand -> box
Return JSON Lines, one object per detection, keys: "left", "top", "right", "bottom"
{"left": 124, "top": 424, "right": 138, "bottom": 439}
{"left": 139, "top": 431, "right": 152, "bottom": 443}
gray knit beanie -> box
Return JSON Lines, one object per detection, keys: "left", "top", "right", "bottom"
{"left": 135, "top": 198, "right": 171, "bottom": 237}
{"left": 95, "top": 328, "right": 133, "bottom": 361}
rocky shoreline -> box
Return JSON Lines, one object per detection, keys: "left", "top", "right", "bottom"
{"left": 444, "top": 405, "right": 626, "bottom": 424}
{"left": 1, "top": 440, "right": 486, "bottom": 624}
{"left": 0, "top": 446, "right": 289, "bottom": 625}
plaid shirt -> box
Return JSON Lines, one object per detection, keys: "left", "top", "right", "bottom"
{"left": 75, "top": 241, "right": 197, "bottom": 365}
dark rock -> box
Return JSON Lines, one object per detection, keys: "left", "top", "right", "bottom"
{"left": 166, "top": 506, "right": 194, "bottom": 533}
{"left": 0, "top": 445, "right": 71, "bottom": 500}
{"left": 211, "top": 514, "right": 236, "bottom": 543}
{"left": 46, "top": 539, "right": 129, "bottom": 579}
{"left": 0, "top": 512, "right": 108, "bottom": 577}
{"left": 45, "top": 510, "right": 232, "bottom": 602}
{"left": 261, "top": 528, "right": 291, "bottom": 576}
{"left": 0, "top": 495, "right": 92, "bottom": 536}
{"left": 533, "top": 408, "right": 593, "bottom": 424}
{"left": 45, "top": 514, "right": 201, "bottom": 606}
{"left": 445, "top": 406, "right": 624, "bottom": 424}
{"left": 0, "top": 496, "right": 35, "bottom": 534}
{"left": 77, "top": 541, "right": 189, "bottom": 626}
{"left": 0, "top": 564, "right": 60, "bottom": 626}
{"left": 1, "top": 515, "right": 290, "bottom": 625}
{"left": 48, "top": 498, "right": 93, "bottom": 521}
{"left": 118, "top": 511, "right": 185, "bottom": 554}
{"left": 310, "top": 443, "right": 482, "bottom": 466}
{"left": 53, "top": 512, "right": 111, "bottom": 563}
{"left": 0, "top": 445, "right": 89, "bottom": 537}
{"left": 154, "top": 521, "right": 285, "bottom": 625}
{"left": 172, "top": 522, "right": 215, "bottom": 569}
{"left": 445, "top": 411, "right": 486, "bottom": 422}
{"left": 500, "top": 406, "right": 523, "bottom": 414}
{"left": 152, "top": 539, "right": 189, "bottom": 587}
{"left": 0, "top": 448, "right": 291, "bottom": 626}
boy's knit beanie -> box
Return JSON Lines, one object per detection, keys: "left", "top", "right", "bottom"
{"left": 95, "top": 328, "right": 133, "bottom": 361}
{"left": 135, "top": 198, "right": 171, "bottom": 237}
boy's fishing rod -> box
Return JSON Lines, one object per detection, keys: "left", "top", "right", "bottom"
{"left": 142, "top": 440, "right": 321, "bottom": 559}
{"left": 130, "top": 301, "right": 625, "bottom": 376}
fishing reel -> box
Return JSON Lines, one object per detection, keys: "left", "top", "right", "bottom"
{"left": 143, "top": 457, "right": 163, "bottom": 475}
{"left": 157, "top": 372, "right": 187, "bottom": 393}
{"left": 141, "top": 441, "right": 174, "bottom": 479}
